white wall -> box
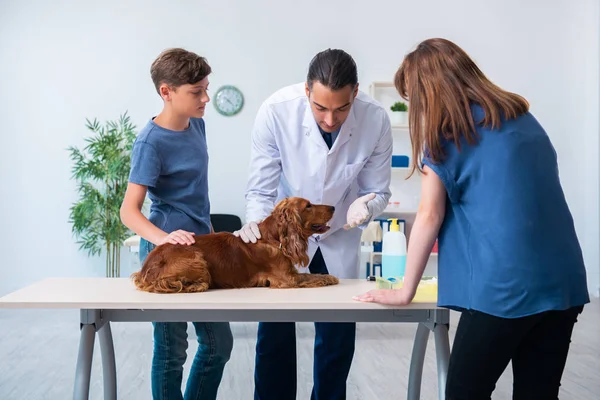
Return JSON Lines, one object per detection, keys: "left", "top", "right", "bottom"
{"left": 1, "top": 0, "right": 598, "bottom": 296}
{"left": 583, "top": 0, "right": 600, "bottom": 298}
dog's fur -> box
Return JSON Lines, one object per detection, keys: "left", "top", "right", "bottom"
{"left": 131, "top": 197, "right": 339, "bottom": 293}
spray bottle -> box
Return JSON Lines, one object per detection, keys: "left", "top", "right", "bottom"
{"left": 381, "top": 218, "right": 407, "bottom": 280}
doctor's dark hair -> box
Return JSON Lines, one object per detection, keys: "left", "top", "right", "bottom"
{"left": 394, "top": 38, "right": 529, "bottom": 176}
{"left": 306, "top": 49, "right": 358, "bottom": 91}
{"left": 150, "top": 48, "right": 211, "bottom": 94}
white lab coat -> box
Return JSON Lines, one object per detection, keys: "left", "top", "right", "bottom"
{"left": 244, "top": 82, "right": 392, "bottom": 278}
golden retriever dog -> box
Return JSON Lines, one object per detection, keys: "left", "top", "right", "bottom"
{"left": 131, "top": 197, "right": 339, "bottom": 293}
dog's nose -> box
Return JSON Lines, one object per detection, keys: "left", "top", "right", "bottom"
{"left": 330, "top": 206, "right": 335, "bottom": 212}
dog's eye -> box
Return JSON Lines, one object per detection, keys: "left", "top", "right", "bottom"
{"left": 306, "top": 203, "right": 312, "bottom": 209}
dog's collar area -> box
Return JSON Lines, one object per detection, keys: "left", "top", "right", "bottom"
{"left": 261, "top": 238, "right": 283, "bottom": 251}
{"left": 266, "top": 240, "right": 282, "bottom": 251}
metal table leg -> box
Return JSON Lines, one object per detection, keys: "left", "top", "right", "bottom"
{"left": 73, "top": 324, "right": 96, "bottom": 400}
{"left": 407, "top": 323, "right": 430, "bottom": 400}
{"left": 74, "top": 309, "right": 117, "bottom": 400}
{"left": 98, "top": 322, "right": 117, "bottom": 400}
{"left": 434, "top": 323, "right": 450, "bottom": 400}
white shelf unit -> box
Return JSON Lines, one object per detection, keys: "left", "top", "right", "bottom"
{"left": 366, "top": 81, "right": 438, "bottom": 277}
{"left": 369, "top": 82, "right": 409, "bottom": 131}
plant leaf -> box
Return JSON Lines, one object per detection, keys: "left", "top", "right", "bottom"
{"left": 69, "top": 112, "right": 138, "bottom": 267}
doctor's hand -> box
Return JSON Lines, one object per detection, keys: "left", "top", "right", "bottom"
{"left": 344, "top": 193, "right": 376, "bottom": 229}
{"left": 233, "top": 221, "right": 262, "bottom": 243}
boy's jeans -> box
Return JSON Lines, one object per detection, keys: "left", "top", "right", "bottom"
{"left": 139, "top": 238, "right": 233, "bottom": 400}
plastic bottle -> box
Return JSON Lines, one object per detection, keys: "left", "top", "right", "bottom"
{"left": 359, "top": 241, "right": 373, "bottom": 279}
{"left": 381, "top": 218, "right": 407, "bottom": 280}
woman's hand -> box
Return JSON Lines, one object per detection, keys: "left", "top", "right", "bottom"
{"left": 159, "top": 230, "right": 196, "bottom": 245}
{"left": 352, "top": 288, "right": 414, "bottom": 306}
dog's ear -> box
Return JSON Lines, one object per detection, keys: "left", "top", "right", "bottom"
{"left": 277, "top": 206, "right": 309, "bottom": 267}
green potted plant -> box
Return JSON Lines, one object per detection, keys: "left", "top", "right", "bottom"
{"left": 67, "top": 112, "right": 137, "bottom": 277}
{"left": 390, "top": 101, "right": 408, "bottom": 126}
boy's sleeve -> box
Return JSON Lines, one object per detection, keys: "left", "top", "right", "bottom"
{"left": 421, "top": 151, "right": 460, "bottom": 203}
{"left": 128, "top": 141, "right": 161, "bottom": 187}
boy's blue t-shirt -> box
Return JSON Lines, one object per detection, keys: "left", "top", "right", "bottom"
{"left": 423, "top": 104, "right": 590, "bottom": 318}
{"left": 128, "top": 117, "right": 211, "bottom": 236}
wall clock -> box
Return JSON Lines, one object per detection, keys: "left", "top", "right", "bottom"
{"left": 214, "top": 85, "right": 244, "bottom": 116}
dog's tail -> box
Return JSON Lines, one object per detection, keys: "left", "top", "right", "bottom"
{"left": 131, "top": 255, "right": 179, "bottom": 293}
{"left": 131, "top": 246, "right": 211, "bottom": 294}
{"left": 130, "top": 269, "right": 147, "bottom": 289}
{"left": 130, "top": 259, "right": 162, "bottom": 292}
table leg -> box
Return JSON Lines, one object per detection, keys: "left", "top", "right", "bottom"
{"left": 73, "top": 324, "right": 96, "bottom": 400}
{"left": 98, "top": 322, "right": 117, "bottom": 400}
{"left": 434, "top": 323, "right": 451, "bottom": 400}
{"left": 407, "top": 323, "right": 430, "bottom": 400}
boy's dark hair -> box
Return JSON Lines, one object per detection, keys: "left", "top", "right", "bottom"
{"left": 306, "top": 48, "right": 358, "bottom": 91}
{"left": 150, "top": 48, "right": 211, "bottom": 94}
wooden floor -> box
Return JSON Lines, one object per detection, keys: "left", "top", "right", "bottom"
{"left": 0, "top": 300, "right": 598, "bottom": 399}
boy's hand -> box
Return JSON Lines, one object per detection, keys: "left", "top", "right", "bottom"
{"left": 159, "top": 230, "right": 196, "bottom": 245}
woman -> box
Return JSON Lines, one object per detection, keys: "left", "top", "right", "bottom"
{"left": 354, "top": 38, "right": 590, "bottom": 398}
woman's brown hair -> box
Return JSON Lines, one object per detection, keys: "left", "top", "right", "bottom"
{"left": 394, "top": 38, "right": 529, "bottom": 176}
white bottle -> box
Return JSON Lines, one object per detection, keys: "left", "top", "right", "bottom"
{"left": 359, "top": 241, "right": 373, "bottom": 279}
{"left": 381, "top": 218, "right": 407, "bottom": 280}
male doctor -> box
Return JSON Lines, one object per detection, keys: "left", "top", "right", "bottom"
{"left": 235, "top": 49, "right": 392, "bottom": 400}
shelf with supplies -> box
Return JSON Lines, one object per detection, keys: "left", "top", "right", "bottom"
{"left": 381, "top": 207, "right": 418, "bottom": 216}
{"left": 387, "top": 165, "right": 421, "bottom": 215}
{"left": 360, "top": 232, "right": 439, "bottom": 279}
{"left": 390, "top": 166, "right": 416, "bottom": 179}
{"left": 363, "top": 80, "right": 436, "bottom": 279}
{"left": 370, "top": 81, "right": 409, "bottom": 130}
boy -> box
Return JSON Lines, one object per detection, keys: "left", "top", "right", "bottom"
{"left": 120, "top": 48, "right": 233, "bottom": 400}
